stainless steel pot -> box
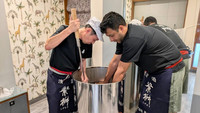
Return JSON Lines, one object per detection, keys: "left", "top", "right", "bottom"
{"left": 72, "top": 67, "right": 125, "bottom": 113}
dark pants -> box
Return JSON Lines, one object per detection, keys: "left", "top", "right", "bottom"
{"left": 47, "top": 69, "right": 77, "bottom": 113}
{"left": 136, "top": 69, "right": 172, "bottom": 113}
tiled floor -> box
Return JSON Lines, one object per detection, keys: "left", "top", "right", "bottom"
{"left": 30, "top": 97, "right": 49, "bottom": 113}
{"left": 30, "top": 72, "right": 196, "bottom": 113}
{"left": 179, "top": 72, "right": 196, "bottom": 113}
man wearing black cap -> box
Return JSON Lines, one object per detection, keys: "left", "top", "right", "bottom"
{"left": 45, "top": 17, "right": 103, "bottom": 113}
{"left": 100, "top": 12, "right": 184, "bottom": 113}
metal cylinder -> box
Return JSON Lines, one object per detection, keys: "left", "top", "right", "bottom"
{"left": 72, "top": 67, "right": 125, "bottom": 113}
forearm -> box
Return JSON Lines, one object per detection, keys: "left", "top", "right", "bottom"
{"left": 112, "top": 61, "right": 131, "bottom": 83}
{"left": 104, "top": 55, "right": 121, "bottom": 82}
{"left": 82, "top": 58, "right": 86, "bottom": 73}
{"left": 45, "top": 28, "right": 73, "bottom": 50}
{"left": 104, "top": 61, "right": 118, "bottom": 82}
{"left": 112, "top": 67, "right": 126, "bottom": 83}
{"left": 80, "top": 58, "right": 89, "bottom": 82}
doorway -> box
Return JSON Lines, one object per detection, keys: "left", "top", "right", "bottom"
{"left": 191, "top": 9, "right": 200, "bottom": 70}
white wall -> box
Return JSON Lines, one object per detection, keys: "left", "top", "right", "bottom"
{"left": 0, "top": 0, "right": 16, "bottom": 88}
{"left": 91, "top": 0, "right": 103, "bottom": 66}
{"left": 91, "top": 0, "right": 124, "bottom": 67}
{"left": 134, "top": 0, "right": 187, "bottom": 29}
{"left": 132, "top": 0, "right": 200, "bottom": 51}
{"left": 102, "top": 0, "right": 124, "bottom": 66}
{"left": 184, "top": 0, "right": 200, "bottom": 50}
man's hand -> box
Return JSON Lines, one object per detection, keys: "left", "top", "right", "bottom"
{"left": 68, "top": 16, "right": 80, "bottom": 33}
{"left": 81, "top": 72, "right": 89, "bottom": 83}
{"left": 44, "top": 17, "right": 80, "bottom": 50}
{"left": 96, "top": 79, "right": 109, "bottom": 84}
{"left": 102, "top": 79, "right": 109, "bottom": 83}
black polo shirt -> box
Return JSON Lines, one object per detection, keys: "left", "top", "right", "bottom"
{"left": 49, "top": 25, "right": 92, "bottom": 72}
{"left": 116, "top": 24, "right": 184, "bottom": 74}
{"left": 149, "top": 24, "right": 190, "bottom": 59}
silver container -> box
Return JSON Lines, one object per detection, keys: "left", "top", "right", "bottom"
{"left": 72, "top": 67, "right": 125, "bottom": 113}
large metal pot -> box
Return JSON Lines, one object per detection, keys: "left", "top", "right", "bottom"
{"left": 72, "top": 67, "right": 125, "bottom": 113}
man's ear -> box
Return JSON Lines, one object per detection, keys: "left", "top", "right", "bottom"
{"left": 85, "top": 28, "right": 91, "bottom": 33}
{"left": 118, "top": 25, "right": 124, "bottom": 33}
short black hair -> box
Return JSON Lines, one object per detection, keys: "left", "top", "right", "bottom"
{"left": 144, "top": 16, "right": 157, "bottom": 26}
{"left": 100, "top": 12, "right": 126, "bottom": 33}
{"left": 85, "top": 24, "right": 96, "bottom": 35}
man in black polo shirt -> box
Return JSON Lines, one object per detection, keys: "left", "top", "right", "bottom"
{"left": 100, "top": 12, "right": 184, "bottom": 113}
{"left": 45, "top": 17, "right": 103, "bottom": 113}
{"left": 144, "top": 16, "right": 191, "bottom": 113}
